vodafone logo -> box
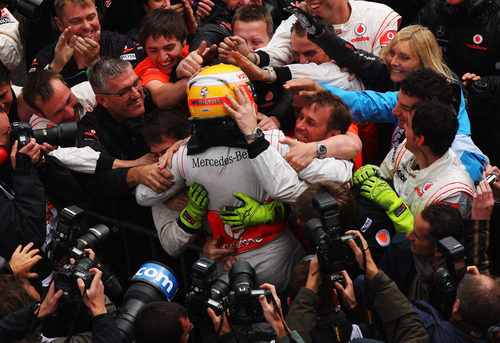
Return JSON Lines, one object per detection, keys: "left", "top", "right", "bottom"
{"left": 473, "top": 34, "right": 483, "bottom": 44}
{"left": 375, "top": 229, "right": 391, "bottom": 247}
{"left": 354, "top": 23, "right": 367, "bottom": 36}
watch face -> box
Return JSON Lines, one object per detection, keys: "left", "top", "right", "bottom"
{"left": 318, "top": 143, "right": 327, "bottom": 156}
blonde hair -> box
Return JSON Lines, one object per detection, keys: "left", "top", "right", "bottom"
{"left": 379, "top": 25, "right": 456, "bottom": 82}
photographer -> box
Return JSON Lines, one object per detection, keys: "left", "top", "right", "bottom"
{"left": 0, "top": 110, "right": 53, "bottom": 259}
{"left": 285, "top": 232, "right": 428, "bottom": 343}
{"left": 0, "top": 267, "right": 120, "bottom": 343}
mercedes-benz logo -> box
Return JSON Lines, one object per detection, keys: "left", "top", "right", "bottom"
{"left": 435, "top": 25, "right": 445, "bottom": 37}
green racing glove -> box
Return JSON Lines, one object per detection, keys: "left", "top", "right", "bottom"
{"left": 360, "top": 176, "right": 414, "bottom": 233}
{"left": 353, "top": 164, "right": 380, "bottom": 185}
{"left": 178, "top": 183, "right": 209, "bottom": 233}
{"left": 220, "top": 192, "right": 287, "bottom": 231}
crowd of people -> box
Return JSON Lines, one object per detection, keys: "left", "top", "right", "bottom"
{"left": 1, "top": 0, "right": 500, "bottom": 342}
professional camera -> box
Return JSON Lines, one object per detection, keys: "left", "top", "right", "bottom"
{"left": 185, "top": 258, "right": 230, "bottom": 328}
{"left": 53, "top": 246, "right": 122, "bottom": 298}
{"left": 305, "top": 193, "right": 361, "bottom": 275}
{"left": 226, "top": 261, "right": 272, "bottom": 325}
{"left": 48, "top": 205, "right": 110, "bottom": 266}
{"left": 11, "top": 121, "right": 78, "bottom": 148}
{"left": 115, "top": 262, "right": 178, "bottom": 343}
{"left": 431, "top": 236, "right": 466, "bottom": 296}
{"left": 5, "top": 0, "right": 42, "bottom": 18}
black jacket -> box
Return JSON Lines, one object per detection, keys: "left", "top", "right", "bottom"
{"left": 0, "top": 153, "right": 46, "bottom": 259}
{"left": 417, "top": 0, "right": 500, "bottom": 79}
{"left": 29, "top": 30, "right": 145, "bottom": 87}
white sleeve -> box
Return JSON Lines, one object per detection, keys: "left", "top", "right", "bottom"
{"left": 48, "top": 146, "right": 100, "bottom": 174}
{"left": 258, "top": 15, "right": 296, "bottom": 67}
{"left": 370, "top": 10, "right": 401, "bottom": 56}
{"left": 0, "top": 9, "right": 22, "bottom": 70}
{"left": 298, "top": 158, "right": 353, "bottom": 184}
{"left": 286, "top": 62, "right": 363, "bottom": 91}
{"left": 152, "top": 202, "right": 197, "bottom": 257}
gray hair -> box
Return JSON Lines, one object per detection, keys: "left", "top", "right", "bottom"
{"left": 89, "top": 56, "right": 132, "bottom": 93}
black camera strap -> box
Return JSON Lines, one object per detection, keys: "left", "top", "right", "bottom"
{"left": 63, "top": 289, "right": 87, "bottom": 343}
{"left": 361, "top": 248, "right": 375, "bottom": 337}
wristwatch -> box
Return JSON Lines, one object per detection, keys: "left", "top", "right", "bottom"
{"left": 245, "top": 127, "right": 264, "bottom": 141}
{"left": 317, "top": 142, "right": 327, "bottom": 158}
{"left": 263, "top": 66, "right": 277, "bottom": 84}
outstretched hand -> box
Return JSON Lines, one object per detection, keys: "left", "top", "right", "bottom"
{"left": 9, "top": 243, "right": 42, "bottom": 279}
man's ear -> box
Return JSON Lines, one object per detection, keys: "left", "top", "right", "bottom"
{"left": 95, "top": 94, "right": 107, "bottom": 108}
{"left": 417, "top": 135, "right": 425, "bottom": 147}
{"left": 451, "top": 298, "right": 463, "bottom": 320}
{"left": 55, "top": 16, "right": 65, "bottom": 33}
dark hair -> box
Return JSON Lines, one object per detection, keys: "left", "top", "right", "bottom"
{"left": 410, "top": 99, "right": 458, "bottom": 156}
{"left": 305, "top": 91, "right": 352, "bottom": 134}
{"left": 232, "top": 5, "right": 273, "bottom": 38}
{"left": 23, "top": 70, "right": 64, "bottom": 113}
{"left": 0, "top": 61, "right": 10, "bottom": 85}
{"left": 0, "top": 275, "right": 38, "bottom": 319}
{"left": 419, "top": 204, "right": 464, "bottom": 248}
{"left": 457, "top": 275, "right": 500, "bottom": 332}
{"left": 134, "top": 301, "right": 188, "bottom": 343}
{"left": 142, "top": 108, "right": 191, "bottom": 145}
{"left": 139, "top": 9, "right": 188, "bottom": 48}
{"left": 400, "top": 68, "right": 453, "bottom": 105}
{"left": 293, "top": 180, "right": 356, "bottom": 225}
{"left": 291, "top": 16, "right": 331, "bottom": 38}
{"left": 54, "top": 0, "right": 95, "bottom": 19}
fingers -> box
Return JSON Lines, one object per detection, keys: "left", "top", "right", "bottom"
{"left": 466, "top": 265, "right": 480, "bottom": 275}
{"left": 197, "top": 41, "right": 207, "bottom": 56}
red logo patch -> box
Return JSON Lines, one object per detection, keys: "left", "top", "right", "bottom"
{"left": 473, "top": 34, "right": 483, "bottom": 44}
{"left": 354, "top": 23, "right": 367, "bottom": 36}
{"left": 380, "top": 30, "right": 396, "bottom": 46}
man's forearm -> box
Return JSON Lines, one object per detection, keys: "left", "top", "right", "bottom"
{"left": 149, "top": 79, "right": 188, "bottom": 109}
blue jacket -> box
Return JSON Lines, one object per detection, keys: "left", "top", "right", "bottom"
{"left": 322, "top": 84, "right": 488, "bottom": 182}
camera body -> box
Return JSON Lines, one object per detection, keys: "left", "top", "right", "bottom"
{"left": 11, "top": 121, "right": 78, "bottom": 148}
{"left": 54, "top": 247, "right": 95, "bottom": 297}
{"left": 185, "top": 257, "right": 229, "bottom": 328}
{"left": 431, "top": 236, "right": 466, "bottom": 296}
{"left": 305, "top": 193, "right": 361, "bottom": 275}
{"left": 226, "top": 261, "right": 272, "bottom": 325}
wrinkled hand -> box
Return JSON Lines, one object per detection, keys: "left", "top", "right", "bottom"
{"left": 360, "top": 176, "right": 399, "bottom": 211}
{"left": 135, "top": 153, "right": 157, "bottom": 165}
{"left": 135, "top": 162, "right": 174, "bottom": 193}
{"left": 259, "top": 283, "right": 286, "bottom": 339}
{"left": 220, "top": 193, "right": 286, "bottom": 231}
{"left": 471, "top": 180, "right": 494, "bottom": 220}
{"left": 282, "top": 137, "right": 315, "bottom": 172}
{"left": 179, "top": 183, "right": 209, "bottom": 230}
{"left": 332, "top": 270, "right": 357, "bottom": 310}
{"left": 37, "top": 282, "right": 64, "bottom": 319}
{"left": 77, "top": 268, "right": 107, "bottom": 317}
{"left": 353, "top": 164, "right": 380, "bottom": 185}
{"left": 158, "top": 137, "right": 190, "bottom": 170}
{"left": 283, "top": 77, "right": 323, "bottom": 98}
{"left": 73, "top": 30, "right": 101, "bottom": 68}
{"left": 462, "top": 72, "right": 481, "bottom": 88}
{"left": 9, "top": 242, "right": 42, "bottom": 279}
{"left": 229, "top": 51, "right": 267, "bottom": 81}
{"left": 257, "top": 113, "right": 280, "bottom": 130}
{"left": 219, "top": 36, "right": 251, "bottom": 64}
{"left": 51, "top": 26, "right": 76, "bottom": 72}
{"left": 202, "top": 236, "right": 235, "bottom": 263}
{"left": 195, "top": 0, "right": 214, "bottom": 20}
{"left": 223, "top": 85, "right": 258, "bottom": 138}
